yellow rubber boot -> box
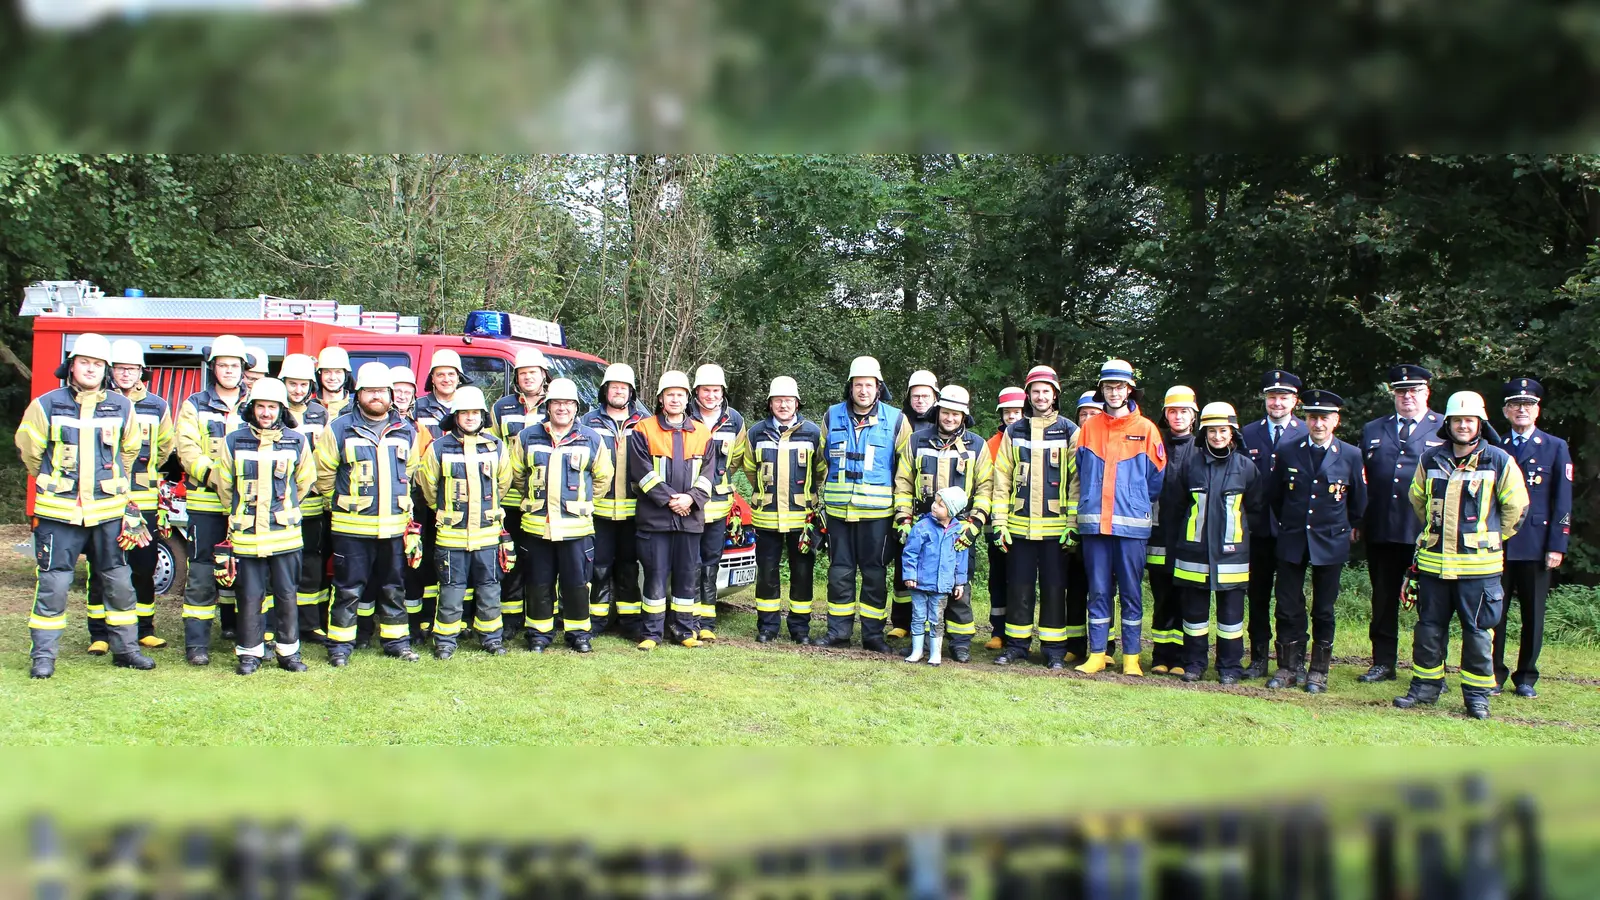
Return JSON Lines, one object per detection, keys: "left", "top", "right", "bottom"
{"left": 887, "top": 627, "right": 909, "bottom": 639}
{"left": 1151, "top": 664, "right": 1169, "bottom": 675}
{"left": 637, "top": 639, "right": 657, "bottom": 652}
{"left": 984, "top": 636, "right": 1004, "bottom": 651}
{"left": 1064, "top": 651, "right": 1082, "bottom": 664}
{"left": 1168, "top": 666, "right": 1186, "bottom": 677}
{"left": 698, "top": 628, "right": 717, "bottom": 642}
{"left": 1074, "top": 652, "right": 1107, "bottom": 674}
{"left": 87, "top": 641, "right": 109, "bottom": 656}
{"left": 1123, "top": 652, "right": 1144, "bottom": 677}
{"left": 681, "top": 637, "right": 702, "bottom": 648}
{"left": 139, "top": 635, "right": 168, "bottom": 649}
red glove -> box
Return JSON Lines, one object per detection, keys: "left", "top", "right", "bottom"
{"left": 213, "top": 540, "right": 237, "bottom": 588}
{"left": 116, "top": 503, "right": 152, "bottom": 551}
{"left": 403, "top": 520, "right": 423, "bottom": 569}
{"left": 1400, "top": 563, "right": 1420, "bottom": 611}
{"left": 498, "top": 530, "right": 517, "bottom": 573}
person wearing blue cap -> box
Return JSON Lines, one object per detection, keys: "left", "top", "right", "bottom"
{"left": 1494, "top": 377, "right": 1572, "bottom": 699}
{"left": 1239, "top": 368, "right": 1303, "bottom": 679}
{"left": 901, "top": 486, "right": 972, "bottom": 666}
{"left": 1358, "top": 364, "right": 1444, "bottom": 683}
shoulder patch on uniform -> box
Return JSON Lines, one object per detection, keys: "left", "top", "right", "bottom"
{"left": 1155, "top": 441, "right": 1166, "bottom": 463}
{"left": 1566, "top": 463, "right": 1574, "bottom": 481}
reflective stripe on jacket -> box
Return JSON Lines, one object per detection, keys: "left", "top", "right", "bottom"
{"left": 822, "top": 401, "right": 910, "bottom": 521}
{"left": 123, "top": 383, "right": 174, "bottom": 511}
{"left": 17, "top": 386, "right": 141, "bottom": 527}
{"left": 217, "top": 423, "right": 316, "bottom": 556}
{"left": 628, "top": 414, "right": 716, "bottom": 534}
{"left": 991, "top": 411, "right": 1078, "bottom": 540}
{"left": 1071, "top": 407, "right": 1166, "bottom": 539}
{"left": 175, "top": 388, "right": 245, "bottom": 514}
{"left": 741, "top": 415, "right": 827, "bottom": 532}
{"left": 895, "top": 425, "right": 995, "bottom": 526}
{"left": 287, "top": 399, "right": 329, "bottom": 517}
{"left": 1171, "top": 447, "right": 1263, "bottom": 589}
{"left": 490, "top": 392, "right": 545, "bottom": 509}
{"left": 1409, "top": 440, "right": 1529, "bottom": 579}
{"left": 511, "top": 421, "right": 614, "bottom": 541}
{"left": 1148, "top": 431, "right": 1197, "bottom": 566}
{"left": 693, "top": 404, "right": 747, "bottom": 521}
{"left": 315, "top": 411, "right": 420, "bottom": 538}
{"left": 418, "top": 430, "right": 512, "bottom": 550}
{"left": 582, "top": 406, "right": 648, "bottom": 520}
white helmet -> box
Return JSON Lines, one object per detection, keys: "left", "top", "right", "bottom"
{"left": 390, "top": 366, "right": 417, "bottom": 387}
{"left": 1198, "top": 401, "right": 1240, "bottom": 431}
{"left": 768, "top": 376, "right": 800, "bottom": 400}
{"left": 449, "top": 386, "right": 488, "bottom": 413}
{"left": 602, "top": 363, "right": 637, "bottom": 389}
{"left": 1444, "top": 391, "right": 1489, "bottom": 421}
{"left": 70, "top": 333, "right": 114, "bottom": 364}
{"left": 514, "top": 348, "right": 549, "bottom": 372}
{"left": 429, "top": 348, "right": 463, "bottom": 374}
{"left": 936, "top": 384, "right": 971, "bottom": 415}
{"left": 278, "top": 353, "right": 316, "bottom": 382}
{"left": 847, "top": 356, "right": 883, "bottom": 382}
{"left": 693, "top": 364, "right": 727, "bottom": 390}
{"left": 316, "top": 346, "right": 351, "bottom": 372}
{"left": 657, "top": 370, "right": 692, "bottom": 396}
{"left": 248, "top": 377, "right": 290, "bottom": 407}
{"left": 209, "top": 334, "right": 249, "bottom": 363}
{"left": 907, "top": 369, "right": 939, "bottom": 392}
{"left": 109, "top": 339, "right": 145, "bottom": 368}
{"left": 355, "top": 362, "right": 393, "bottom": 391}
{"left": 546, "top": 378, "right": 581, "bottom": 404}
{"left": 245, "top": 345, "right": 270, "bottom": 375}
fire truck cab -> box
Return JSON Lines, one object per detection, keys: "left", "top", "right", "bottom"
{"left": 21, "top": 281, "right": 757, "bottom": 597}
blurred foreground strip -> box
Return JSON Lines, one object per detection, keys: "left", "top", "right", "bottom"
{"left": 19, "top": 0, "right": 358, "bottom": 30}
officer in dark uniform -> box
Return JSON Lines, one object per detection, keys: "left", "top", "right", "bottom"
{"left": 1266, "top": 390, "right": 1367, "bottom": 694}
{"left": 1239, "top": 369, "right": 1304, "bottom": 678}
{"left": 1358, "top": 364, "right": 1443, "bottom": 683}
{"left": 1494, "top": 377, "right": 1572, "bottom": 699}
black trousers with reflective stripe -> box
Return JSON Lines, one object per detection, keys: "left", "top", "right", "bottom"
{"left": 1148, "top": 562, "right": 1182, "bottom": 668}
{"left": 698, "top": 517, "right": 727, "bottom": 624}
{"left": 182, "top": 511, "right": 229, "bottom": 652}
{"left": 524, "top": 534, "right": 595, "bottom": 642}
{"left": 591, "top": 516, "right": 639, "bottom": 636}
{"left": 986, "top": 537, "right": 1008, "bottom": 638}
{"left": 637, "top": 530, "right": 701, "bottom": 644}
{"left": 434, "top": 546, "right": 503, "bottom": 648}
{"left": 1366, "top": 541, "right": 1412, "bottom": 669}
{"left": 1065, "top": 546, "right": 1088, "bottom": 659}
{"left": 1411, "top": 574, "right": 1502, "bottom": 700}
{"left": 754, "top": 528, "right": 814, "bottom": 639}
{"left": 296, "top": 513, "right": 330, "bottom": 641}
{"left": 330, "top": 535, "right": 406, "bottom": 652}
{"left": 1181, "top": 586, "right": 1245, "bottom": 677}
{"left": 1274, "top": 559, "right": 1341, "bottom": 647}
{"left": 890, "top": 527, "right": 911, "bottom": 630}
{"left": 32, "top": 519, "right": 137, "bottom": 661}
{"left": 1494, "top": 560, "right": 1550, "bottom": 689}
{"left": 1005, "top": 538, "right": 1066, "bottom": 655}
{"left": 87, "top": 510, "right": 159, "bottom": 642}
{"left": 1246, "top": 535, "right": 1277, "bottom": 651}
{"left": 824, "top": 515, "right": 892, "bottom": 643}
{"left": 235, "top": 552, "right": 301, "bottom": 656}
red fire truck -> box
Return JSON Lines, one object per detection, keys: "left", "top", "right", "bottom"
{"left": 21, "top": 281, "right": 756, "bottom": 597}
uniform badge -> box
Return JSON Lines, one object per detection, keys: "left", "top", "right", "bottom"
{"left": 1329, "top": 483, "right": 1346, "bottom": 501}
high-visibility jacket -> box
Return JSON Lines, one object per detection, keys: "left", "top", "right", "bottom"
{"left": 1409, "top": 439, "right": 1529, "bottom": 579}
{"left": 122, "top": 383, "right": 174, "bottom": 512}
{"left": 582, "top": 406, "right": 648, "bottom": 520}
{"left": 216, "top": 422, "right": 316, "bottom": 556}
{"left": 314, "top": 411, "right": 421, "bottom": 539}
{"left": 413, "top": 393, "right": 455, "bottom": 440}
{"left": 286, "top": 398, "right": 329, "bottom": 517}
{"left": 992, "top": 411, "right": 1078, "bottom": 540}
{"left": 174, "top": 388, "right": 246, "bottom": 516}
{"left": 895, "top": 424, "right": 995, "bottom": 527}
{"left": 489, "top": 391, "right": 545, "bottom": 511}
{"left": 1171, "top": 446, "right": 1263, "bottom": 589}
{"left": 741, "top": 415, "right": 827, "bottom": 532}
{"left": 1147, "top": 430, "right": 1197, "bottom": 566}
{"left": 692, "top": 404, "right": 747, "bottom": 522}
{"left": 1070, "top": 407, "right": 1166, "bottom": 539}
{"left": 318, "top": 391, "right": 351, "bottom": 420}
{"left": 628, "top": 413, "right": 716, "bottom": 534}
{"left": 821, "top": 401, "right": 911, "bottom": 522}
{"left": 16, "top": 385, "right": 141, "bottom": 527}
{"left": 417, "top": 429, "right": 512, "bottom": 551}
{"left": 510, "top": 421, "right": 614, "bottom": 541}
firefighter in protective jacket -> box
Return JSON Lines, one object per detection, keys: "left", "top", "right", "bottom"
{"left": 690, "top": 363, "right": 746, "bottom": 640}
{"left": 1395, "top": 391, "right": 1529, "bottom": 720}
{"left": 279, "top": 353, "right": 333, "bottom": 645}
{"left": 16, "top": 333, "right": 155, "bottom": 679}
{"left": 417, "top": 386, "right": 513, "bottom": 658}
{"left": 582, "top": 363, "right": 650, "bottom": 639}
{"left": 215, "top": 378, "right": 317, "bottom": 675}
{"left": 741, "top": 376, "right": 828, "bottom": 644}
{"left": 487, "top": 347, "right": 550, "bottom": 641}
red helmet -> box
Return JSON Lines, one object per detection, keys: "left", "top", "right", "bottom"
{"left": 1024, "top": 365, "right": 1059, "bottom": 392}
{"left": 995, "top": 386, "right": 1026, "bottom": 410}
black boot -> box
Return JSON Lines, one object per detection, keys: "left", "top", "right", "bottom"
{"left": 1464, "top": 694, "right": 1491, "bottom": 720}
{"left": 30, "top": 658, "right": 55, "bottom": 679}
{"left": 1264, "top": 642, "right": 1298, "bottom": 689}
{"left": 862, "top": 636, "right": 893, "bottom": 654}
{"left": 1358, "top": 663, "right": 1397, "bottom": 683}
{"left": 186, "top": 648, "right": 211, "bottom": 667}
{"left": 1393, "top": 681, "right": 1442, "bottom": 709}
{"left": 277, "top": 653, "right": 309, "bottom": 673}
{"left": 435, "top": 642, "right": 456, "bottom": 660}
{"left": 1305, "top": 642, "right": 1332, "bottom": 694}
{"left": 952, "top": 645, "right": 971, "bottom": 663}
{"left": 1044, "top": 648, "right": 1066, "bottom": 670}
{"left": 482, "top": 639, "right": 507, "bottom": 656}
{"left": 1242, "top": 643, "right": 1271, "bottom": 680}
{"left": 569, "top": 635, "right": 593, "bottom": 654}
{"left": 756, "top": 632, "right": 775, "bottom": 643}
{"left": 994, "top": 646, "right": 1028, "bottom": 666}
{"left": 114, "top": 650, "right": 156, "bottom": 670}
{"left": 235, "top": 655, "right": 261, "bottom": 676}
{"left": 697, "top": 563, "right": 721, "bottom": 640}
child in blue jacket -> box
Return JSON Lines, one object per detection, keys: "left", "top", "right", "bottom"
{"left": 902, "top": 486, "right": 971, "bottom": 666}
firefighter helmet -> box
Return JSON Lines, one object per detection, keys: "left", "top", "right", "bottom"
{"left": 768, "top": 376, "right": 800, "bottom": 399}
{"left": 657, "top": 370, "right": 692, "bottom": 396}
{"left": 694, "top": 363, "right": 727, "bottom": 390}
{"left": 1163, "top": 385, "right": 1199, "bottom": 412}
{"left": 514, "top": 348, "right": 549, "bottom": 372}
{"left": 1198, "top": 401, "right": 1239, "bottom": 430}
{"left": 109, "top": 339, "right": 145, "bottom": 368}
{"left": 244, "top": 346, "right": 270, "bottom": 375}
{"left": 209, "top": 334, "right": 249, "bottom": 364}
{"left": 316, "top": 346, "right": 351, "bottom": 372}
{"left": 1024, "top": 365, "right": 1059, "bottom": 393}
{"left": 69, "top": 333, "right": 114, "bottom": 364}
{"left": 602, "top": 363, "right": 637, "bottom": 389}
{"left": 546, "top": 378, "right": 581, "bottom": 404}
{"left": 278, "top": 353, "right": 316, "bottom": 382}
{"left": 1098, "top": 358, "right": 1137, "bottom": 387}
{"left": 1078, "top": 390, "right": 1104, "bottom": 411}
{"left": 355, "top": 362, "right": 393, "bottom": 391}
{"left": 429, "top": 349, "right": 463, "bottom": 374}
{"left": 248, "top": 378, "right": 290, "bottom": 407}
{"left": 936, "top": 385, "right": 971, "bottom": 414}
{"left": 390, "top": 366, "right": 417, "bottom": 387}
{"left": 996, "top": 386, "right": 1025, "bottom": 410}
{"left": 847, "top": 356, "right": 884, "bottom": 382}
{"left": 450, "top": 386, "right": 488, "bottom": 413}
{"left": 907, "top": 369, "right": 939, "bottom": 392}
{"left": 1444, "top": 391, "right": 1489, "bottom": 421}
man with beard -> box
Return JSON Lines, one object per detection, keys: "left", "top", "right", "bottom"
{"left": 582, "top": 364, "right": 649, "bottom": 639}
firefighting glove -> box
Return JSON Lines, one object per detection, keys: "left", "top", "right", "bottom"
{"left": 213, "top": 540, "right": 237, "bottom": 588}
{"left": 726, "top": 510, "right": 744, "bottom": 544}
{"left": 953, "top": 517, "right": 982, "bottom": 551}
{"left": 155, "top": 504, "right": 171, "bottom": 539}
{"left": 404, "top": 520, "right": 424, "bottom": 569}
{"left": 1059, "top": 524, "right": 1079, "bottom": 549}
{"left": 498, "top": 529, "right": 517, "bottom": 573}
{"left": 117, "top": 503, "right": 152, "bottom": 551}
{"left": 993, "top": 529, "right": 1013, "bottom": 552}
{"left": 1400, "top": 563, "right": 1420, "bottom": 612}
{"left": 895, "top": 515, "right": 913, "bottom": 541}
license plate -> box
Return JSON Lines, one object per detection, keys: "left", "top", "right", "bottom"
{"left": 731, "top": 566, "right": 756, "bottom": 586}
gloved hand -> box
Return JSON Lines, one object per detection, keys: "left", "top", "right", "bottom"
{"left": 1059, "top": 524, "right": 1079, "bottom": 549}
{"left": 213, "top": 540, "right": 237, "bottom": 588}
{"left": 116, "top": 503, "right": 152, "bottom": 551}
{"left": 895, "top": 515, "right": 913, "bottom": 541}
{"left": 726, "top": 511, "right": 745, "bottom": 544}
{"left": 993, "top": 529, "right": 1012, "bottom": 552}
{"left": 498, "top": 529, "right": 517, "bottom": 573}
{"left": 1400, "top": 563, "right": 1420, "bottom": 611}
{"left": 798, "top": 507, "right": 827, "bottom": 556}
{"left": 403, "top": 520, "right": 423, "bottom": 569}
{"left": 155, "top": 484, "right": 174, "bottom": 538}
{"left": 953, "top": 517, "right": 982, "bottom": 551}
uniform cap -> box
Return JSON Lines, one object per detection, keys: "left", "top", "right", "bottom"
{"left": 693, "top": 364, "right": 727, "bottom": 390}
{"left": 1443, "top": 391, "right": 1489, "bottom": 421}
{"left": 247, "top": 377, "right": 290, "bottom": 407}
{"left": 1260, "top": 369, "right": 1302, "bottom": 394}
{"left": 545, "top": 378, "right": 581, "bottom": 404}
{"left": 1024, "top": 365, "right": 1059, "bottom": 392}
{"left": 109, "top": 339, "right": 145, "bottom": 368}
{"left": 768, "top": 376, "right": 800, "bottom": 400}
{"left": 209, "top": 334, "right": 249, "bottom": 363}
{"left": 602, "top": 363, "right": 637, "bottom": 389}
{"left": 278, "top": 353, "right": 317, "bottom": 382}
{"left": 1502, "top": 377, "right": 1542, "bottom": 404}
{"left": 429, "top": 348, "right": 464, "bottom": 374}
{"left": 450, "top": 386, "right": 489, "bottom": 413}
{"left": 1077, "top": 390, "right": 1104, "bottom": 411}
{"left": 936, "top": 385, "right": 971, "bottom": 414}
{"left": 1163, "top": 385, "right": 1199, "bottom": 412}
{"left": 1098, "top": 358, "right": 1137, "bottom": 387}
{"left": 354, "top": 362, "right": 393, "bottom": 391}
{"left": 907, "top": 369, "right": 939, "bottom": 391}
{"left": 1198, "top": 401, "right": 1239, "bottom": 430}
{"left": 1300, "top": 389, "right": 1344, "bottom": 414}
{"left": 514, "top": 347, "right": 550, "bottom": 372}
{"left": 1387, "top": 364, "right": 1432, "bottom": 389}
{"left": 389, "top": 366, "right": 417, "bottom": 387}
{"left": 847, "top": 356, "right": 884, "bottom": 382}
{"left": 70, "top": 333, "right": 114, "bottom": 364}
{"left": 995, "top": 386, "right": 1026, "bottom": 410}
{"left": 316, "top": 346, "right": 351, "bottom": 371}
{"left": 657, "top": 370, "right": 692, "bottom": 396}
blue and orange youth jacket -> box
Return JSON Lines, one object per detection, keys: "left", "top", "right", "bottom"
{"left": 1068, "top": 404, "right": 1166, "bottom": 539}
